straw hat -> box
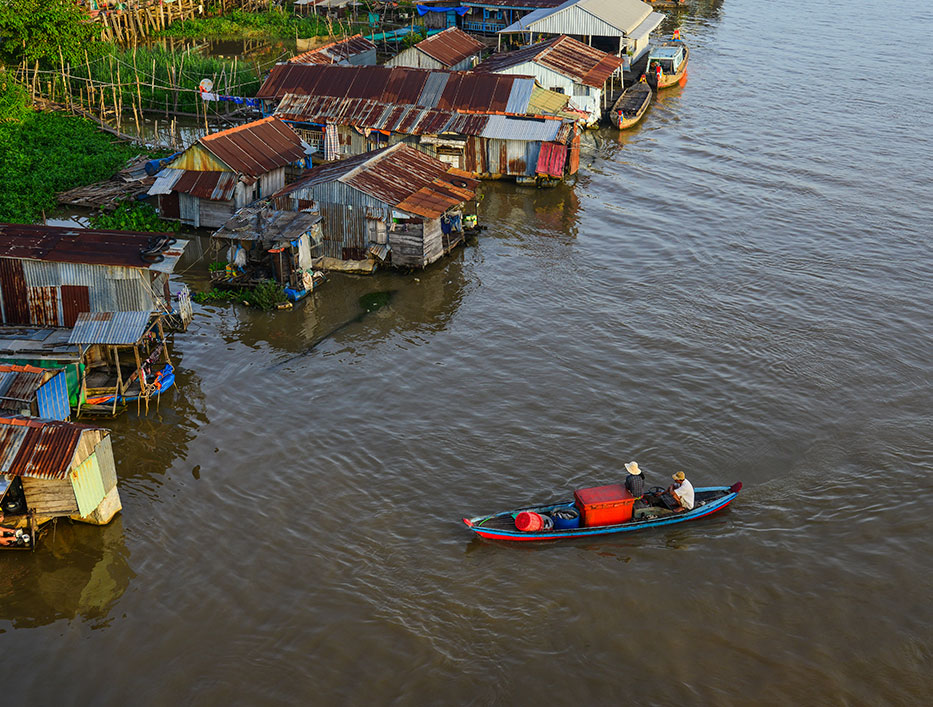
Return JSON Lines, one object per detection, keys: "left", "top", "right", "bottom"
{"left": 625, "top": 462, "right": 641, "bottom": 476}
{"left": 672, "top": 471, "right": 686, "bottom": 482}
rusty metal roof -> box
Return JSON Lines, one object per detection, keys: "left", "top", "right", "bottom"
{"left": 276, "top": 144, "right": 478, "bottom": 219}
{"left": 198, "top": 117, "right": 307, "bottom": 177}
{"left": 0, "top": 224, "right": 183, "bottom": 270}
{"left": 288, "top": 34, "right": 377, "bottom": 65}
{"left": 419, "top": 0, "right": 563, "bottom": 6}
{"left": 68, "top": 311, "right": 154, "bottom": 345}
{"left": 414, "top": 28, "right": 485, "bottom": 68}
{"left": 212, "top": 207, "right": 322, "bottom": 242}
{"left": 477, "top": 35, "right": 623, "bottom": 87}
{"left": 0, "top": 367, "right": 46, "bottom": 414}
{"left": 257, "top": 64, "right": 534, "bottom": 115}
{"left": 0, "top": 416, "right": 104, "bottom": 480}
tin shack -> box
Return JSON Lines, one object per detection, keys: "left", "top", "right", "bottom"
{"left": 385, "top": 27, "right": 486, "bottom": 71}
{"left": 258, "top": 64, "right": 585, "bottom": 183}
{"left": 476, "top": 35, "right": 624, "bottom": 126}
{"left": 0, "top": 416, "right": 122, "bottom": 550}
{"left": 417, "top": 0, "right": 566, "bottom": 36}
{"left": 0, "top": 365, "right": 70, "bottom": 421}
{"left": 0, "top": 223, "right": 190, "bottom": 330}
{"left": 272, "top": 144, "right": 478, "bottom": 271}
{"left": 211, "top": 207, "right": 326, "bottom": 302}
{"left": 498, "top": 0, "right": 665, "bottom": 60}
{"left": 148, "top": 117, "right": 311, "bottom": 229}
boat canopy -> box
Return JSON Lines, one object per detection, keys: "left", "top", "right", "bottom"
{"left": 648, "top": 45, "right": 685, "bottom": 72}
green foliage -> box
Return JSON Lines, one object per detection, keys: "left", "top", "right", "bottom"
{"left": 249, "top": 280, "right": 288, "bottom": 311}
{"left": 0, "top": 0, "right": 101, "bottom": 66}
{"left": 0, "top": 68, "right": 30, "bottom": 123}
{"left": 192, "top": 288, "right": 241, "bottom": 304}
{"left": 0, "top": 112, "right": 137, "bottom": 223}
{"left": 208, "top": 261, "right": 228, "bottom": 272}
{"left": 401, "top": 25, "right": 428, "bottom": 49}
{"left": 193, "top": 280, "right": 288, "bottom": 311}
{"left": 156, "top": 9, "right": 330, "bottom": 40}
{"left": 90, "top": 200, "right": 180, "bottom": 233}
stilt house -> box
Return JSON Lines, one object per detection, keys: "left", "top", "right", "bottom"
{"left": 272, "top": 144, "right": 478, "bottom": 270}
{"left": 0, "top": 365, "right": 70, "bottom": 421}
{"left": 149, "top": 117, "right": 311, "bottom": 229}
{"left": 288, "top": 34, "right": 378, "bottom": 66}
{"left": 0, "top": 417, "right": 122, "bottom": 533}
{"left": 476, "top": 35, "right": 624, "bottom": 125}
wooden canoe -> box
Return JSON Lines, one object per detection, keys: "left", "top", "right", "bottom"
{"left": 611, "top": 82, "right": 653, "bottom": 129}
{"left": 463, "top": 483, "right": 741, "bottom": 542}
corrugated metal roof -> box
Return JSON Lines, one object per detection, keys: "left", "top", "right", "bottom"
{"left": 478, "top": 35, "right": 622, "bottom": 87}
{"left": 68, "top": 311, "right": 153, "bottom": 345}
{"left": 212, "top": 207, "right": 321, "bottom": 242}
{"left": 414, "top": 28, "right": 485, "bottom": 68}
{"left": 0, "top": 416, "right": 103, "bottom": 480}
{"left": 276, "top": 144, "right": 477, "bottom": 219}
{"left": 480, "top": 115, "right": 562, "bottom": 141}
{"left": 196, "top": 117, "right": 307, "bottom": 177}
{"left": 419, "top": 0, "right": 562, "bottom": 6}
{"left": 288, "top": 34, "right": 377, "bottom": 65}
{"left": 0, "top": 366, "right": 45, "bottom": 413}
{"left": 0, "top": 224, "right": 188, "bottom": 272}
{"left": 500, "top": 0, "right": 654, "bottom": 35}
{"left": 258, "top": 64, "right": 532, "bottom": 115}
{"left": 175, "top": 170, "right": 239, "bottom": 201}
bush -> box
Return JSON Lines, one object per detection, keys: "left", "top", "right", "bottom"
{"left": 0, "top": 69, "right": 30, "bottom": 123}
{"left": 0, "top": 112, "right": 137, "bottom": 223}
{"left": 90, "top": 200, "right": 180, "bottom": 233}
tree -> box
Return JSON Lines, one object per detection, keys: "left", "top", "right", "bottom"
{"left": 0, "top": 0, "right": 101, "bottom": 66}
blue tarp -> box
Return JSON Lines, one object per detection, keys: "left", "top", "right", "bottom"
{"left": 416, "top": 5, "right": 469, "bottom": 15}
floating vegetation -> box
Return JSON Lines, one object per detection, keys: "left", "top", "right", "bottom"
{"left": 90, "top": 200, "right": 180, "bottom": 232}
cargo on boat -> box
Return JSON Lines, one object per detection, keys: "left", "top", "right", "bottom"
{"left": 609, "top": 81, "right": 652, "bottom": 129}
{"left": 646, "top": 41, "right": 689, "bottom": 89}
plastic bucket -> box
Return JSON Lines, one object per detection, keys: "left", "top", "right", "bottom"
{"left": 515, "top": 511, "right": 544, "bottom": 531}
{"left": 552, "top": 508, "right": 581, "bottom": 529}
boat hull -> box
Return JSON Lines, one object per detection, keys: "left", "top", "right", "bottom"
{"left": 463, "top": 484, "right": 740, "bottom": 542}
{"left": 611, "top": 83, "right": 653, "bottom": 129}
{"left": 647, "top": 43, "right": 690, "bottom": 90}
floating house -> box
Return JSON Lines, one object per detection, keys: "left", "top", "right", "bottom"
{"left": 0, "top": 365, "right": 70, "bottom": 421}
{"left": 257, "top": 64, "right": 584, "bottom": 183}
{"left": 0, "top": 223, "right": 190, "bottom": 330}
{"left": 148, "top": 117, "right": 312, "bottom": 229}
{"left": 211, "top": 207, "right": 326, "bottom": 301}
{"left": 272, "top": 144, "right": 479, "bottom": 270}
{"left": 476, "top": 35, "right": 624, "bottom": 125}
{"left": 385, "top": 27, "right": 486, "bottom": 71}
{"left": 288, "top": 34, "right": 378, "bottom": 66}
{"left": 0, "top": 416, "right": 122, "bottom": 549}
{"left": 498, "top": 0, "right": 665, "bottom": 59}
{"left": 418, "top": 0, "right": 566, "bottom": 35}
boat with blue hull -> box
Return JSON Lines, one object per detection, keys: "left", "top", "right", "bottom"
{"left": 463, "top": 483, "right": 741, "bottom": 542}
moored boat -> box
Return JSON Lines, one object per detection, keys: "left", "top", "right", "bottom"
{"left": 645, "top": 41, "right": 689, "bottom": 90}
{"left": 463, "top": 482, "right": 741, "bottom": 542}
{"left": 610, "top": 82, "right": 653, "bottom": 129}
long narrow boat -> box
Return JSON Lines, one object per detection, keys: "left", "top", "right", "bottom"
{"left": 84, "top": 364, "right": 176, "bottom": 406}
{"left": 645, "top": 42, "right": 689, "bottom": 90}
{"left": 610, "top": 82, "right": 653, "bottom": 129}
{"left": 463, "top": 483, "right": 741, "bottom": 542}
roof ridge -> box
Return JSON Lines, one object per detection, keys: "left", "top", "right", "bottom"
{"left": 201, "top": 116, "right": 277, "bottom": 142}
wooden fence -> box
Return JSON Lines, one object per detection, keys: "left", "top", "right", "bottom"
{"left": 88, "top": 0, "right": 274, "bottom": 43}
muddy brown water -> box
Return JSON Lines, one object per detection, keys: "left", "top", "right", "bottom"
{"left": 3, "top": 0, "right": 933, "bottom": 703}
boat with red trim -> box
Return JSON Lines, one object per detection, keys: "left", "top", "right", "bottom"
{"left": 462, "top": 482, "right": 741, "bottom": 542}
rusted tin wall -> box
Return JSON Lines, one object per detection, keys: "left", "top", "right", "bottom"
{"left": 26, "top": 286, "right": 58, "bottom": 327}
{"left": 61, "top": 285, "right": 90, "bottom": 328}
{"left": 287, "top": 181, "right": 389, "bottom": 260}
{"left": 0, "top": 259, "right": 29, "bottom": 325}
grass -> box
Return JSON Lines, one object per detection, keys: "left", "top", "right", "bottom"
{"left": 155, "top": 9, "right": 331, "bottom": 41}
{"left": 0, "top": 111, "right": 138, "bottom": 223}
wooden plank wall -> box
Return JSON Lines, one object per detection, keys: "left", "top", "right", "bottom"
{"left": 21, "top": 477, "right": 79, "bottom": 516}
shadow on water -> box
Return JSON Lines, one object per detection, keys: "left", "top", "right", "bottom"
{"left": 0, "top": 519, "right": 133, "bottom": 630}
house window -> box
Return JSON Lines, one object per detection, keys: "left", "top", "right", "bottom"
{"left": 550, "top": 87, "right": 565, "bottom": 95}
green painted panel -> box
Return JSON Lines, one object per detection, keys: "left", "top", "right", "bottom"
{"left": 71, "top": 452, "right": 105, "bottom": 517}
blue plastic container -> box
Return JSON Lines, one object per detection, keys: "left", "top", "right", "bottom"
{"left": 552, "top": 507, "right": 581, "bottom": 529}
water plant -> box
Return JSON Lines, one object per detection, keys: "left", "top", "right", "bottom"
{"left": 89, "top": 200, "right": 181, "bottom": 233}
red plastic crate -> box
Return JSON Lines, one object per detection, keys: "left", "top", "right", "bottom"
{"left": 574, "top": 484, "right": 635, "bottom": 527}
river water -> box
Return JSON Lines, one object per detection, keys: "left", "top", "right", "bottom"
{"left": 3, "top": 0, "right": 932, "bottom": 703}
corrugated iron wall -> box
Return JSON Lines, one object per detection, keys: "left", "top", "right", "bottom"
{"left": 70, "top": 450, "right": 106, "bottom": 517}
{"left": 0, "top": 258, "right": 29, "bottom": 325}
{"left": 95, "top": 434, "right": 117, "bottom": 493}
{"left": 0, "top": 260, "right": 156, "bottom": 326}
{"left": 289, "top": 181, "right": 389, "bottom": 260}
{"left": 36, "top": 370, "right": 70, "bottom": 421}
